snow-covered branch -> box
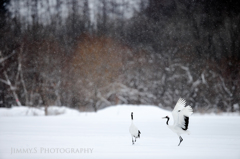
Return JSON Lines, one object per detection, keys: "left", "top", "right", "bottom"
{"left": 169, "top": 64, "right": 193, "bottom": 83}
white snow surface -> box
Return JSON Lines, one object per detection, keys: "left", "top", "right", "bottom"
{"left": 0, "top": 105, "right": 240, "bottom": 159}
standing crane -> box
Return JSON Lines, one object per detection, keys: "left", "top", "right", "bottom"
{"left": 129, "top": 112, "right": 141, "bottom": 145}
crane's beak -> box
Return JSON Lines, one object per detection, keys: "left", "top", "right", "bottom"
{"left": 162, "top": 117, "right": 166, "bottom": 119}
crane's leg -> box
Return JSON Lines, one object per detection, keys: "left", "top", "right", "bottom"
{"left": 135, "top": 137, "right": 136, "bottom": 142}
{"left": 178, "top": 136, "right": 183, "bottom": 146}
{"left": 132, "top": 136, "right": 135, "bottom": 145}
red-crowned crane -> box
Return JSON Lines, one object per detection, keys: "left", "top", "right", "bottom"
{"left": 162, "top": 98, "right": 193, "bottom": 146}
{"left": 129, "top": 112, "right": 141, "bottom": 145}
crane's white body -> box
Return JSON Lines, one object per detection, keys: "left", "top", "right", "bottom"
{"left": 163, "top": 98, "right": 193, "bottom": 146}
{"left": 167, "top": 124, "right": 190, "bottom": 136}
{"left": 129, "top": 121, "right": 139, "bottom": 138}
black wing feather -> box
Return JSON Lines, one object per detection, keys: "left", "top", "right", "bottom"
{"left": 138, "top": 130, "right": 141, "bottom": 138}
{"left": 182, "top": 116, "right": 189, "bottom": 130}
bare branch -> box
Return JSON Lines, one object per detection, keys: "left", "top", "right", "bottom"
{"left": 0, "top": 51, "right": 16, "bottom": 64}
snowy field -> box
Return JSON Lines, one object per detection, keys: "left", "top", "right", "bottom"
{"left": 0, "top": 105, "right": 240, "bottom": 159}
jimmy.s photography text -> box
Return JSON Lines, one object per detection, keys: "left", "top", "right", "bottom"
{"left": 11, "top": 147, "right": 93, "bottom": 154}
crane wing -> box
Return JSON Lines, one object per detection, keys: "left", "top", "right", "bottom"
{"left": 172, "top": 98, "right": 186, "bottom": 125}
{"left": 172, "top": 98, "right": 193, "bottom": 130}
{"left": 178, "top": 106, "right": 193, "bottom": 130}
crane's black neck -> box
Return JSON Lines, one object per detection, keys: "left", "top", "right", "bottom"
{"left": 166, "top": 116, "right": 170, "bottom": 125}
{"left": 131, "top": 113, "right": 133, "bottom": 120}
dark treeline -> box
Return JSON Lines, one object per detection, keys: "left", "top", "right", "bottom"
{"left": 0, "top": 0, "right": 239, "bottom": 113}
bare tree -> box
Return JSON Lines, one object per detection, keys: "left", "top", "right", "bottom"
{"left": 0, "top": 51, "right": 21, "bottom": 106}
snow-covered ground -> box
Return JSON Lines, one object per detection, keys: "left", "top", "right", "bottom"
{"left": 0, "top": 105, "right": 240, "bottom": 159}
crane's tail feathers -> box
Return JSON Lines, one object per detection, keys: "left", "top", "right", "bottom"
{"left": 138, "top": 130, "right": 141, "bottom": 138}
{"left": 182, "top": 105, "right": 193, "bottom": 116}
